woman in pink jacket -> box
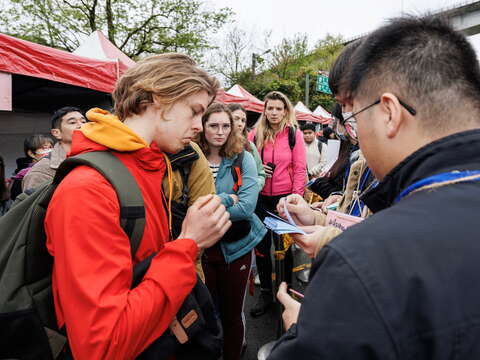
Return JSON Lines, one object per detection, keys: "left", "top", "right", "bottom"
{"left": 247, "top": 91, "right": 306, "bottom": 317}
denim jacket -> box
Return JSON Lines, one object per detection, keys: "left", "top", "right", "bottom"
{"left": 216, "top": 150, "right": 266, "bottom": 263}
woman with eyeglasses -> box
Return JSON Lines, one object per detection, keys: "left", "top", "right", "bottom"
{"left": 196, "top": 103, "right": 266, "bottom": 360}
{"left": 247, "top": 91, "right": 307, "bottom": 317}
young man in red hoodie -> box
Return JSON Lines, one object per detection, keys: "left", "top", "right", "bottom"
{"left": 45, "top": 53, "right": 230, "bottom": 359}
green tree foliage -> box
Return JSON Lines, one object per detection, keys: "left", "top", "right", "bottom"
{"left": 238, "top": 34, "right": 344, "bottom": 112}
{"left": 0, "top": 0, "right": 232, "bottom": 59}
{"left": 271, "top": 33, "right": 309, "bottom": 79}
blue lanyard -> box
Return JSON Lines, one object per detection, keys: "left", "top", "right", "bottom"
{"left": 394, "top": 170, "right": 480, "bottom": 203}
{"left": 350, "top": 168, "right": 376, "bottom": 216}
{"left": 359, "top": 168, "right": 372, "bottom": 192}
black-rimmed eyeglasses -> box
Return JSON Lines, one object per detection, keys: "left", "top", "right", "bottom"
{"left": 343, "top": 98, "right": 416, "bottom": 123}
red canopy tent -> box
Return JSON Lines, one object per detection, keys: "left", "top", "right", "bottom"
{"left": 215, "top": 89, "right": 252, "bottom": 109}
{"left": 225, "top": 84, "right": 265, "bottom": 113}
{"left": 0, "top": 32, "right": 133, "bottom": 175}
{"left": 73, "top": 30, "right": 136, "bottom": 77}
{"left": 217, "top": 84, "right": 329, "bottom": 124}
{"left": 0, "top": 32, "right": 123, "bottom": 95}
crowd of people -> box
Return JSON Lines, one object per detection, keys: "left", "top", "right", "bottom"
{"left": 2, "top": 14, "right": 480, "bottom": 360}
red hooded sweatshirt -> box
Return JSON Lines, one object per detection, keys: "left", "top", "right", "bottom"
{"left": 45, "top": 109, "right": 198, "bottom": 359}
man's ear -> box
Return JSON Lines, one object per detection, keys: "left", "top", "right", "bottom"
{"left": 51, "top": 128, "right": 62, "bottom": 141}
{"left": 379, "top": 93, "right": 404, "bottom": 139}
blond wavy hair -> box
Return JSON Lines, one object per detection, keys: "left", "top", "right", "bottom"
{"left": 254, "top": 91, "right": 297, "bottom": 149}
{"left": 195, "top": 103, "right": 245, "bottom": 159}
{"left": 112, "top": 53, "right": 220, "bottom": 121}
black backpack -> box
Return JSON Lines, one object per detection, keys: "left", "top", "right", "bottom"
{"left": 167, "top": 144, "right": 200, "bottom": 239}
{"left": 0, "top": 151, "right": 221, "bottom": 360}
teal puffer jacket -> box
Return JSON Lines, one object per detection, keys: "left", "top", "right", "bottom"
{"left": 215, "top": 150, "right": 266, "bottom": 263}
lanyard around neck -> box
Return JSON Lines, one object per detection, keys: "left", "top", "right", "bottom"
{"left": 394, "top": 170, "right": 480, "bottom": 204}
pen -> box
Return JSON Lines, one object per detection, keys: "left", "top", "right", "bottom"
{"left": 288, "top": 288, "right": 304, "bottom": 299}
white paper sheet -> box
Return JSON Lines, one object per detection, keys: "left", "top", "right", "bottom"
{"left": 325, "top": 139, "right": 340, "bottom": 166}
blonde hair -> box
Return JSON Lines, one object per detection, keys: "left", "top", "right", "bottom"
{"left": 195, "top": 103, "right": 245, "bottom": 159}
{"left": 112, "top": 53, "right": 220, "bottom": 121}
{"left": 254, "top": 91, "right": 297, "bottom": 149}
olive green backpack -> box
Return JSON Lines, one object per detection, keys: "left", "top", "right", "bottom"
{"left": 0, "top": 150, "right": 222, "bottom": 360}
{"left": 0, "top": 151, "right": 145, "bottom": 359}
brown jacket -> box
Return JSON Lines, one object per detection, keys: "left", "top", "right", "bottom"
{"left": 22, "top": 143, "right": 67, "bottom": 191}
{"left": 162, "top": 142, "right": 215, "bottom": 206}
{"left": 162, "top": 142, "right": 215, "bottom": 281}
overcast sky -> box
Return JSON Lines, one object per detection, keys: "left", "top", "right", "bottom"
{"left": 211, "top": 0, "right": 480, "bottom": 53}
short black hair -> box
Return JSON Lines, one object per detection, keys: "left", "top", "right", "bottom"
{"left": 328, "top": 40, "right": 362, "bottom": 96}
{"left": 331, "top": 103, "right": 344, "bottom": 123}
{"left": 24, "top": 134, "right": 54, "bottom": 158}
{"left": 323, "top": 127, "right": 334, "bottom": 138}
{"left": 348, "top": 16, "right": 480, "bottom": 129}
{"left": 301, "top": 122, "right": 316, "bottom": 132}
{"left": 51, "top": 107, "right": 83, "bottom": 129}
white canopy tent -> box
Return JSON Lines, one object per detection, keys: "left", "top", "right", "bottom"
{"left": 294, "top": 101, "right": 313, "bottom": 114}
{"left": 73, "top": 30, "right": 135, "bottom": 75}
{"left": 313, "top": 104, "right": 332, "bottom": 119}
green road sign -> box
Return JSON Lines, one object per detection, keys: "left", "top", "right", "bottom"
{"left": 316, "top": 74, "right": 332, "bottom": 94}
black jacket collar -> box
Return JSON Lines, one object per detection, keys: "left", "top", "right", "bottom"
{"left": 362, "top": 129, "right": 480, "bottom": 213}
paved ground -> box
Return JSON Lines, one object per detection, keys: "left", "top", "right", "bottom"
{"left": 242, "top": 277, "right": 308, "bottom": 360}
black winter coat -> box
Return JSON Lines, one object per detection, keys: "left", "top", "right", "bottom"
{"left": 268, "top": 129, "right": 480, "bottom": 359}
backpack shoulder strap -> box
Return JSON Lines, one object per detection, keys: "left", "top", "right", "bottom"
{"left": 53, "top": 151, "right": 145, "bottom": 258}
{"left": 167, "top": 144, "right": 198, "bottom": 207}
{"left": 288, "top": 126, "right": 296, "bottom": 151}
{"left": 231, "top": 151, "right": 244, "bottom": 193}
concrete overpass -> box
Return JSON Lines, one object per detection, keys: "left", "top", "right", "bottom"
{"left": 442, "top": 1, "right": 480, "bottom": 35}
{"left": 344, "top": 0, "right": 480, "bottom": 44}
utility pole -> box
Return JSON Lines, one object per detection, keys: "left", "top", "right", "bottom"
{"left": 251, "top": 49, "right": 271, "bottom": 78}
{"left": 305, "top": 73, "right": 310, "bottom": 107}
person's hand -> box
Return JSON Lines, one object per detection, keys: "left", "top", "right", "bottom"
{"left": 264, "top": 164, "right": 274, "bottom": 178}
{"left": 179, "top": 194, "right": 231, "bottom": 250}
{"left": 276, "top": 194, "right": 315, "bottom": 226}
{"left": 277, "top": 282, "right": 301, "bottom": 330}
{"left": 291, "top": 225, "right": 330, "bottom": 258}
{"left": 310, "top": 201, "right": 323, "bottom": 210}
{"left": 229, "top": 194, "right": 239, "bottom": 204}
{"left": 321, "top": 194, "right": 342, "bottom": 213}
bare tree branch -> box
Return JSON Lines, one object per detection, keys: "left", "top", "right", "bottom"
{"left": 118, "top": 3, "right": 177, "bottom": 51}
{"left": 105, "top": 0, "right": 115, "bottom": 44}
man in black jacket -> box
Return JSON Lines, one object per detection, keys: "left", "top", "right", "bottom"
{"left": 268, "top": 16, "right": 480, "bottom": 359}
